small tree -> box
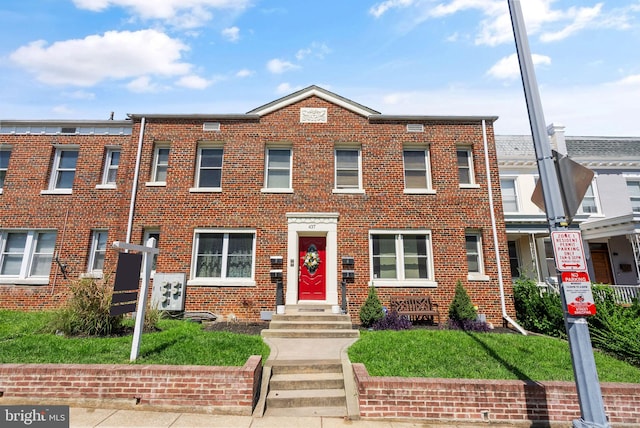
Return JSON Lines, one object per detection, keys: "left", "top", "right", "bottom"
{"left": 359, "top": 286, "right": 385, "bottom": 328}
{"left": 448, "top": 280, "right": 477, "bottom": 322}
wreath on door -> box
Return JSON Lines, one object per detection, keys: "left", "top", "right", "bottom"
{"left": 303, "top": 244, "right": 321, "bottom": 274}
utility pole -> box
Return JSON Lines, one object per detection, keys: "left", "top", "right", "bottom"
{"left": 507, "top": 1, "right": 610, "bottom": 427}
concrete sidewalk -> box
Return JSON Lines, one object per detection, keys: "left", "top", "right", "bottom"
{"left": 70, "top": 406, "right": 525, "bottom": 427}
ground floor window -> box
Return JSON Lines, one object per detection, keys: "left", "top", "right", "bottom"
{"left": 370, "top": 231, "right": 434, "bottom": 286}
{"left": 0, "top": 230, "right": 56, "bottom": 281}
{"left": 192, "top": 230, "right": 255, "bottom": 282}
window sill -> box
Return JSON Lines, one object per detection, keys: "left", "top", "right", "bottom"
{"left": 190, "top": 187, "right": 222, "bottom": 193}
{"left": 261, "top": 188, "right": 293, "bottom": 194}
{"left": 332, "top": 189, "right": 365, "bottom": 194}
{"left": 0, "top": 278, "right": 50, "bottom": 285}
{"left": 95, "top": 184, "right": 117, "bottom": 190}
{"left": 467, "top": 273, "right": 490, "bottom": 281}
{"left": 80, "top": 272, "right": 104, "bottom": 279}
{"left": 187, "top": 279, "right": 256, "bottom": 287}
{"left": 459, "top": 184, "right": 481, "bottom": 189}
{"left": 145, "top": 181, "right": 166, "bottom": 187}
{"left": 41, "top": 189, "right": 73, "bottom": 195}
{"left": 370, "top": 280, "right": 438, "bottom": 288}
{"left": 404, "top": 189, "right": 436, "bottom": 195}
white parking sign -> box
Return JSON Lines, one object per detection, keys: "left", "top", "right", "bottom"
{"left": 551, "top": 231, "right": 587, "bottom": 272}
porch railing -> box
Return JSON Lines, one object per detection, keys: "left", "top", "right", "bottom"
{"left": 537, "top": 281, "right": 640, "bottom": 305}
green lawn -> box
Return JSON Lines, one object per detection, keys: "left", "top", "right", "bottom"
{"left": 0, "top": 310, "right": 270, "bottom": 366}
{"left": 348, "top": 329, "right": 640, "bottom": 383}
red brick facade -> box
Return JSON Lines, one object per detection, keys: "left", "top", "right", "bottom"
{"left": 0, "top": 86, "right": 514, "bottom": 324}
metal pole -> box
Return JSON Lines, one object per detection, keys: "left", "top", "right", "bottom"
{"left": 507, "top": 2, "right": 609, "bottom": 427}
{"left": 129, "top": 237, "right": 156, "bottom": 361}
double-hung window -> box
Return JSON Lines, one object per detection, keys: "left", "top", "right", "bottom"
{"left": 88, "top": 230, "right": 108, "bottom": 275}
{"left": 456, "top": 148, "right": 477, "bottom": 187}
{"left": 626, "top": 179, "right": 640, "bottom": 213}
{"left": 370, "top": 231, "right": 435, "bottom": 286}
{"left": 0, "top": 230, "right": 56, "bottom": 283}
{"left": 403, "top": 148, "right": 433, "bottom": 192}
{"left": 191, "top": 230, "right": 256, "bottom": 285}
{"left": 263, "top": 148, "right": 292, "bottom": 191}
{"left": 99, "top": 148, "right": 120, "bottom": 187}
{"left": 335, "top": 147, "right": 362, "bottom": 192}
{"left": 465, "top": 230, "right": 488, "bottom": 280}
{"left": 0, "top": 148, "right": 10, "bottom": 192}
{"left": 193, "top": 146, "right": 223, "bottom": 191}
{"left": 47, "top": 148, "right": 78, "bottom": 193}
{"left": 149, "top": 145, "right": 170, "bottom": 184}
{"left": 500, "top": 178, "right": 519, "bottom": 212}
{"left": 579, "top": 183, "right": 599, "bottom": 214}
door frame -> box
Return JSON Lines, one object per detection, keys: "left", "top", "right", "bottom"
{"left": 286, "top": 212, "right": 339, "bottom": 305}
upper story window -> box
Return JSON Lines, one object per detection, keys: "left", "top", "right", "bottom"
{"left": 370, "top": 231, "right": 435, "bottom": 286}
{"left": 500, "top": 178, "right": 519, "bottom": 212}
{"left": 466, "top": 230, "right": 488, "bottom": 280}
{"left": 579, "top": 183, "right": 599, "bottom": 214}
{"left": 334, "top": 148, "right": 362, "bottom": 192}
{"left": 403, "top": 149, "right": 433, "bottom": 192}
{"left": 88, "top": 230, "right": 107, "bottom": 275}
{"left": 190, "top": 230, "right": 256, "bottom": 285}
{"left": 47, "top": 148, "right": 78, "bottom": 193}
{"left": 194, "top": 146, "right": 223, "bottom": 190}
{"left": 0, "top": 230, "right": 56, "bottom": 283}
{"left": 264, "top": 148, "right": 292, "bottom": 191}
{"left": 456, "top": 148, "right": 477, "bottom": 187}
{"left": 150, "top": 145, "right": 170, "bottom": 184}
{"left": 627, "top": 180, "right": 640, "bottom": 213}
{"left": 99, "top": 148, "right": 120, "bottom": 187}
{"left": 0, "top": 148, "right": 10, "bottom": 192}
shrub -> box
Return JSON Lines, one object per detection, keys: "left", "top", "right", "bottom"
{"left": 513, "top": 276, "right": 565, "bottom": 338}
{"left": 445, "top": 319, "right": 492, "bottom": 332}
{"left": 448, "top": 280, "right": 477, "bottom": 322}
{"left": 359, "top": 286, "right": 384, "bottom": 328}
{"left": 47, "top": 276, "right": 123, "bottom": 336}
{"left": 372, "top": 310, "right": 412, "bottom": 331}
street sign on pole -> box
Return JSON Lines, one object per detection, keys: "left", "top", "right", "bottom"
{"left": 551, "top": 231, "right": 587, "bottom": 272}
{"left": 561, "top": 272, "right": 596, "bottom": 317}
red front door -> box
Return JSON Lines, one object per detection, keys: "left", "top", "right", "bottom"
{"left": 298, "top": 236, "right": 326, "bottom": 300}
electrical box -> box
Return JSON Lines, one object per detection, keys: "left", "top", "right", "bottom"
{"left": 151, "top": 273, "right": 186, "bottom": 311}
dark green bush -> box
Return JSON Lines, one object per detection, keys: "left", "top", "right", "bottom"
{"left": 359, "top": 286, "right": 384, "bottom": 328}
{"left": 47, "top": 277, "right": 124, "bottom": 336}
{"left": 513, "top": 276, "right": 565, "bottom": 338}
{"left": 448, "top": 280, "right": 477, "bottom": 322}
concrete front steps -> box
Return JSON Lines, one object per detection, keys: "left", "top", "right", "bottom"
{"left": 264, "top": 359, "right": 348, "bottom": 417}
{"left": 260, "top": 304, "right": 359, "bottom": 339}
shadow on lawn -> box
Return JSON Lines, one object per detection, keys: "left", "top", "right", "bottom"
{"left": 465, "top": 331, "right": 552, "bottom": 427}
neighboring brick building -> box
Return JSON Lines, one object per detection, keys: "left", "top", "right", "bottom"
{"left": 0, "top": 86, "right": 514, "bottom": 324}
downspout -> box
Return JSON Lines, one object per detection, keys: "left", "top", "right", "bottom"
{"left": 481, "top": 119, "right": 527, "bottom": 335}
{"left": 126, "top": 117, "right": 145, "bottom": 245}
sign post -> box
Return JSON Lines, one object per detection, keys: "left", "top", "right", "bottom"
{"left": 112, "top": 239, "right": 158, "bottom": 362}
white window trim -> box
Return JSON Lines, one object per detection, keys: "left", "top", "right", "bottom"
{"left": 368, "top": 230, "right": 437, "bottom": 288}
{"left": 143, "top": 229, "right": 160, "bottom": 278}
{"left": 0, "top": 230, "right": 56, "bottom": 284}
{"left": 262, "top": 147, "right": 293, "bottom": 193}
{"left": 403, "top": 148, "right": 434, "bottom": 194}
{"left": 0, "top": 147, "right": 10, "bottom": 194}
{"left": 457, "top": 147, "right": 479, "bottom": 188}
{"left": 187, "top": 229, "right": 257, "bottom": 287}
{"left": 578, "top": 178, "right": 602, "bottom": 216}
{"left": 146, "top": 144, "right": 169, "bottom": 186}
{"left": 466, "top": 231, "right": 490, "bottom": 281}
{"left": 500, "top": 176, "right": 520, "bottom": 213}
{"left": 333, "top": 147, "right": 363, "bottom": 193}
{"left": 625, "top": 175, "right": 640, "bottom": 214}
{"left": 42, "top": 146, "right": 79, "bottom": 195}
{"left": 96, "top": 147, "right": 120, "bottom": 189}
{"left": 86, "top": 230, "right": 107, "bottom": 278}
{"left": 190, "top": 145, "right": 223, "bottom": 192}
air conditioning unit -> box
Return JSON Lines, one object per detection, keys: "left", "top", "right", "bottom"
{"left": 151, "top": 273, "right": 186, "bottom": 311}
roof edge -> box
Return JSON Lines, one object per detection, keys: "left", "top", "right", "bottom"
{"left": 369, "top": 115, "right": 499, "bottom": 123}
{"left": 126, "top": 114, "right": 259, "bottom": 120}
{"left": 0, "top": 119, "right": 132, "bottom": 126}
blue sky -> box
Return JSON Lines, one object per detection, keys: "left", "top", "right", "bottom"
{"left": 1, "top": 0, "right": 639, "bottom": 136}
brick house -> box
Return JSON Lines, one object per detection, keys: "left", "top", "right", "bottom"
{"left": 0, "top": 86, "right": 514, "bottom": 325}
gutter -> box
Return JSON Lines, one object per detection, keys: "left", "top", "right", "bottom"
{"left": 481, "top": 120, "right": 527, "bottom": 335}
{"left": 126, "top": 117, "right": 145, "bottom": 244}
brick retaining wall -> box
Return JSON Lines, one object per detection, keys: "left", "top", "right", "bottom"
{"left": 353, "top": 363, "right": 640, "bottom": 426}
{"left": 0, "top": 356, "right": 262, "bottom": 415}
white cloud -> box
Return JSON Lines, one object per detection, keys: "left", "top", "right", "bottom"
{"left": 63, "top": 90, "right": 96, "bottom": 100}
{"left": 222, "top": 26, "right": 240, "bottom": 42}
{"left": 487, "top": 53, "right": 551, "bottom": 80}
{"left": 126, "top": 76, "right": 161, "bottom": 93}
{"left": 369, "top": 0, "right": 415, "bottom": 18}
{"left": 539, "top": 4, "right": 603, "bottom": 42}
{"left": 267, "top": 59, "right": 300, "bottom": 74}
{"left": 236, "top": 69, "right": 254, "bottom": 78}
{"left": 176, "top": 75, "right": 211, "bottom": 89}
{"left": 52, "top": 104, "right": 74, "bottom": 115}
{"left": 9, "top": 30, "right": 191, "bottom": 87}
{"left": 276, "top": 82, "right": 292, "bottom": 94}
{"left": 72, "top": 0, "right": 250, "bottom": 29}
{"left": 296, "top": 42, "right": 332, "bottom": 60}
